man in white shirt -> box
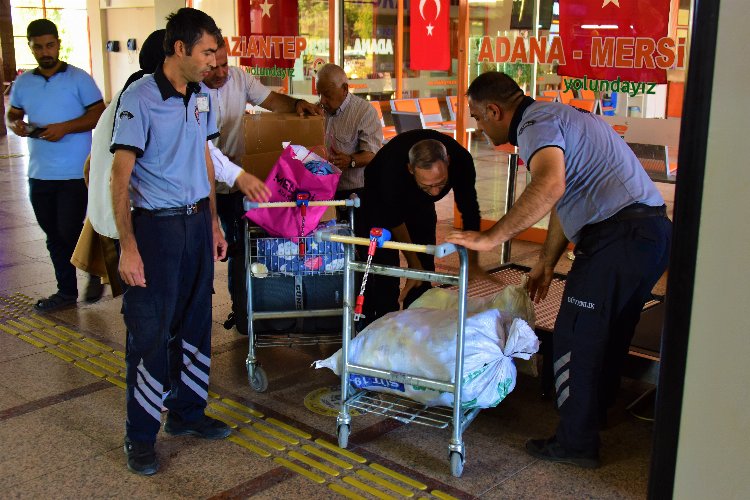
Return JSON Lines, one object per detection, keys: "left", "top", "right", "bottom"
{"left": 202, "top": 39, "right": 321, "bottom": 333}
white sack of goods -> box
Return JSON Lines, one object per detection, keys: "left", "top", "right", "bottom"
{"left": 409, "top": 282, "right": 540, "bottom": 377}
{"left": 313, "top": 286, "right": 540, "bottom": 409}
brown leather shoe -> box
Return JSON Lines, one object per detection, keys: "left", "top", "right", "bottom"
{"left": 84, "top": 278, "right": 105, "bottom": 303}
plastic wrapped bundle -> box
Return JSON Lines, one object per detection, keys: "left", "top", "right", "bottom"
{"left": 314, "top": 296, "right": 539, "bottom": 409}
{"left": 304, "top": 160, "right": 336, "bottom": 176}
{"left": 254, "top": 221, "right": 347, "bottom": 275}
{"left": 409, "top": 282, "right": 539, "bottom": 376}
{"left": 409, "top": 280, "right": 536, "bottom": 329}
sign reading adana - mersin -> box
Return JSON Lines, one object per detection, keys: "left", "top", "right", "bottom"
{"left": 476, "top": 36, "right": 686, "bottom": 70}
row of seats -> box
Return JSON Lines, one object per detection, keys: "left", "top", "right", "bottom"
{"left": 538, "top": 88, "right": 612, "bottom": 114}
{"left": 369, "top": 96, "right": 476, "bottom": 144}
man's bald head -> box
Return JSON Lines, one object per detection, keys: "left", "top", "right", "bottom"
{"left": 317, "top": 64, "right": 347, "bottom": 87}
{"left": 316, "top": 64, "right": 349, "bottom": 115}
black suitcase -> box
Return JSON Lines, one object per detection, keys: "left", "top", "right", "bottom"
{"left": 250, "top": 273, "right": 343, "bottom": 333}
{"left": 228, "top": 227, "right": 345, "bottom": 335}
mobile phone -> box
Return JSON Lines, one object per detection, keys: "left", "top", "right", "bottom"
{"left": 28, "top": 127, "right": 47, "bottom": 139}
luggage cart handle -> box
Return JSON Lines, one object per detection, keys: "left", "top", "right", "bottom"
{"left": 243, "top": 198, "right": 361, "bottom": 211}
{"left": 315, "top": 231, "right": 458, "bottom": 258}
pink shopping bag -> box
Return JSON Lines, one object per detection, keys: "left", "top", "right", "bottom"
{"left": 244, "top": 145, "right": 340, "bottom": 238}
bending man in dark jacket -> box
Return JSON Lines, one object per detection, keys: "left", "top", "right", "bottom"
{"left": 358, "top": 129, "right": 481, "bottom": 325}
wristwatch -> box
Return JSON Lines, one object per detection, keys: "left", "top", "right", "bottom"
{"left": 350, "top": 157, "right": 356, "bottom": 168}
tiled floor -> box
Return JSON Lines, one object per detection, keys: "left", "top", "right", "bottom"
{"left": 0, "top": 125, "right": 668, "bottom": 498}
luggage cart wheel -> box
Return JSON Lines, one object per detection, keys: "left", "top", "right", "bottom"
{"left": 248, "top": 366, "right": 268, "bottom": 392}
{"left": 450, "top": 451, "right": 464, "bottom": 477}
{"left": 337, "top": 424, "right": 350, "bottom": 449}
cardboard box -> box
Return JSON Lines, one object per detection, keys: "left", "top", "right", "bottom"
{"left": 242, "top": 112, "right": 324, "bottom": 180}
{"left": 241, "top": 113, "right": 336, "bottom": 221}
{"left": 240, "top": 151, "right": 285, "bottom": 181}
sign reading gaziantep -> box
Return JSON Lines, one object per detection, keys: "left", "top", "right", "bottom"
{"left": 224, "top": 35, "right": 307, "bottom": 62}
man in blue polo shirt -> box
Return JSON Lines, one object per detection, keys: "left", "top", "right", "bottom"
{"left": 110, "top": 8, "right": 229, "bottom": 476}
{"left": 448, "top": 72, "right": 671, "bottom": 468}
{"left": 6, "top": 19, "right": 105, "bottom": 311}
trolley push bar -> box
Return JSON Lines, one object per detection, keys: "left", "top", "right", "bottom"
{"left": 315, "top": 231, "right": 461, "bottom": 282}
{"left": 243, "top": 197, "right": 361, "bottom": 210}
{"left": 315, "top": 228, "right": 477, "bottom": 477}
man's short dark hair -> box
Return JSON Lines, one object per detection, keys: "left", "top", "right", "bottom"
{"left": 408, "top": 139, "right": 449, "bottom": 169}
{"left": 27, "top": 19, "right": 58, "bottom": 41}
{"left": 466, "top": 71, "right": 524, "bottom": 106}
{"left": 164, "top": 8, "right": 222, "bottom": 56}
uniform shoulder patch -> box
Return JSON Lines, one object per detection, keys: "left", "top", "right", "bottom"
{"left": 119, "top": 110, "right": 134, "bottom": 120}
{"left": 518, "top": 120, "right": 536, "bottom": 136}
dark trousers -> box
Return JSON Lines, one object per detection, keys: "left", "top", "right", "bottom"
{"left": 28, "top": 178, "right": 88, "bottom": 297}
{"left": 216, "top": 191, "right": 246, "bottom": 297}
{"left": 123, "top": 209, "right": 214, "bottom": 443}
{"left": 356, "top": 196, "right": 436, "bottom": 327}
{"left": 553, "top": 215, "right": 671, "bottom": 455}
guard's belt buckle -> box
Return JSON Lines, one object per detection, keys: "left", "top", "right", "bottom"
{"left": 186, "top": 202, "right": 198, "bottom": 215}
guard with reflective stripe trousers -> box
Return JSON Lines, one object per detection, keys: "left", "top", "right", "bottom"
{"left": 110, "top": 8, "right": 230, "bottom": 476}
{"left": 448, "top": 72, "right": 671, "bottom": 468}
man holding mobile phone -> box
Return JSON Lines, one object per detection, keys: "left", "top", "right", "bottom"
{"left": 27, "top": 125, "right": 47, "bottom": 138}
{"left": 6, "top": 19, "right": 105, "bottom": 311}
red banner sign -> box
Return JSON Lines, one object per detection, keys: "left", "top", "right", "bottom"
{"left": 558, "top": 0, "right": 671, "bottom": 83}
{"left": 237, "top": 0, "right": 299, "bottom": 68}
{"left": 410, "top": 0, "right": 450, "bottom": 71}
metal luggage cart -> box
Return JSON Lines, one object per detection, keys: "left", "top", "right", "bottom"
{"left": 315, "top": 230, "right": 476, "bottom": 477}
{"left": 243, "top": 198, "right": 359, "bottom": 392}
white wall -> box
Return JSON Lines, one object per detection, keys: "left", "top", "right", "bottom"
{"left": 104, "top": 7, "right": 155, "bottom": 96}
{"left": 87, "top": 0, "right": 110, "bottom": 101}
{"left": 90, "top": 0, "right": 228, "bottom": 99}
{"left": 672, "top": 1, "right": 750, "bottom": 498}
{"left": 193, "top": 0, "right": 237, "bottom": 35}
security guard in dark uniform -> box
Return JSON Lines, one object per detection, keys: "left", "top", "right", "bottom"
{"left": 110, "top": 8, "right": 229, "bottom": 476}
{"left": 449, "top": 72, "right": 671, "bottom": 468}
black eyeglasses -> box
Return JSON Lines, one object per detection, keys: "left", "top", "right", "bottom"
{"left": 416, "top": 181, "right": 448, "bottom": 193}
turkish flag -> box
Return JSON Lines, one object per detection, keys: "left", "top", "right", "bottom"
{"left": 410, "top": 0, "right": 450, "bottom": 71}
{"left": 237, "top": 0, "right": 298, "bottom": 69}
{"left": 558, "top": 0, "right": 670, "bottom": 83}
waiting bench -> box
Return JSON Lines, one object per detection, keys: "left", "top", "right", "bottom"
{"left": 627, "top": 142, "right": 677, "bottom": 184}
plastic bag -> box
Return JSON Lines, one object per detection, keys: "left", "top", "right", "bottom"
{"left": 245, "top": 145, "right": 340, "bottom": 238}
{"left": 409, "top": 282, "right": 536, "bottom": 329}
{"left": 254, "top": 220, "right": 347, "bottom": 276}
{"left": 313, "top": 297, "right": 539, "bottom": 409}
{"left": 409, "top": 283, "right": 539, "bottom": 377}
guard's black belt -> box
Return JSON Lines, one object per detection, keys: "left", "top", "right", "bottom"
{"left": 132, "top": 197, "right": 208, "bottom": 217}
{"left": 582, "top": 203, "right": 667, "bottom": 236}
